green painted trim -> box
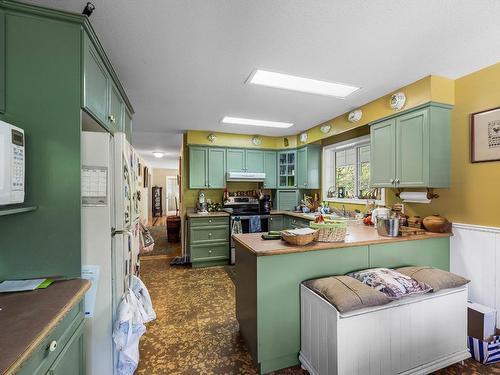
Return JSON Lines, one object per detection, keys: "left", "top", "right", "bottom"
{"left": 0, "top": 9, "right": 4, "bottom": 113}
{"left": 0, "top": 205, "right": 37, "bottom": 216}
{"left": 191, "top": 259, "right": 229, "bottom": 268}
{"left": 1, "top": 0, "right": 134, "bottom": 114}
{"left": 368, "top": 101, "right": 453, "bottom": 126}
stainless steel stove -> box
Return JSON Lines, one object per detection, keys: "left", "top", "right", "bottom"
{"left": 224, "top": 196, "right": 270, "bottom": 264}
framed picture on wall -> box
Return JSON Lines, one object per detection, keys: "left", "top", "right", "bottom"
{"left": 471, "top": 107, "right": 500, "bottom": 163}
{"left": 143, "top": 166, "right": 149, "bottom": 187}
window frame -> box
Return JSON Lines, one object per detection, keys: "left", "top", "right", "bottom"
{"left": 322, "top": 135, "right": 385, "bottom": 205}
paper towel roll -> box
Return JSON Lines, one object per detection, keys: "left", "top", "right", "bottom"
{"left": 399, "top": 191, "right": 431, "bottom": 204}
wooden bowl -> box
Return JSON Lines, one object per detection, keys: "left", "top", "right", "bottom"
{"left": 281, "top": 232, "right": 316, "bottom": 246}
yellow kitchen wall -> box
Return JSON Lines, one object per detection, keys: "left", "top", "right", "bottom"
{"left": 401, "top": 63, "right": 500, "bottom": 227}
{"left": 186, "top": 130, "right": 297, "bottom": 149}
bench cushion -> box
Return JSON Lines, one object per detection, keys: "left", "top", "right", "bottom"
{"left": 346, "top": 268, "right": 432, "bottom": 299}
{"left": 396, "top": 266, "right": 470, "bottom": 292}
{"left": 304, "top": 276, "right": 391, "bottom": 313}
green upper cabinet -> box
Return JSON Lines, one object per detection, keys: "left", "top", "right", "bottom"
{"left": 124, "top": 108, "right": 133, "bottom": 142}
{"left": 189, "top": 146, "right": 226, "bottom": 189}
{"left": 370, "top": 103, "right": 451, "bottom": 188}
{"left": 83, "top": 34, "right": 109, "bottom": 127}
{"left": 109, "top": 84, "right": 124, "bottom": 133}
{"left": 0, "top": 9, "right": 5, "bottom": 114}
{"left": 370, "top": 118, "right": 396, "bottom": 188}
{"left": 278, "top": 150, "right": 297, "bottom": 188}
{"left": 263, "top": 151, "right": 277, "bottom": 189}
{"left": 208, "top": 148, "right": 226, "bottom": 189}
{"left": 226, "top": 149, "right": 264, "bottom": 173}
{"left": 245, "top": 150, "right": 264, "bottom": 173}
{"left": 189, "top": 146, "right": 208, "bottom": 189}
{"left": 296, "top": 145, "right": 321, "bottom": 189}
{"left": 226, "top": 149, "right": 245, "bottom": 172}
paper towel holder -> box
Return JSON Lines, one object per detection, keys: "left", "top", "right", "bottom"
{"left": 394, "top": 188, "right": 439, "bottom": 200}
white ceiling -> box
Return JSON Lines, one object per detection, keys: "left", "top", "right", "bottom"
{"left": 25, "top": 0, "right": 500, "bottom": 168}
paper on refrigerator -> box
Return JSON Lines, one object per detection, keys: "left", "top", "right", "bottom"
{"left": 82, "top": 265, "right": 100, "bottom": 318}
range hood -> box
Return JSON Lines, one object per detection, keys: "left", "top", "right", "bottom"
{"left": 226, "top": 172, "right": 266, "bottom": 182}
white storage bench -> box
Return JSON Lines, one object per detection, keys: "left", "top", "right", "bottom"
{"left": 300, "top": 284, "right": 470, "bottom": 375}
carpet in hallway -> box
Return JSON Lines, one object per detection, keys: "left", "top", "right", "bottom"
{"left": 137, "top": 258, "right": 500, "bottom": 374}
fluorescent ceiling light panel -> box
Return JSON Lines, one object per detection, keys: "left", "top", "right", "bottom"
{"left": 221, "top": 116, "right": 293, "bottom": 128}
{"left": 152, "top": 151, "right": 164, "bottom": 158}
{"left": 248, "top": 69, "right": 360, "bottom": 98}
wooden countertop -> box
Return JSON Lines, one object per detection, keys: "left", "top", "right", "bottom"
{"left": 0, "top": 279, "right": 90, "bottom": 375}
{"left": 186, "top": 210, "right": 230, "bottom": 218}
{"left": 233, "top": 224, "right": 451, "bottom": 256}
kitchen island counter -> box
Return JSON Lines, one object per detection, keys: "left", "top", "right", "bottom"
{"left": 233, "top": 224, "right": 451, "bottom": 256}
{"left": 235, "top": 225, "right": 451, "bottom": 374}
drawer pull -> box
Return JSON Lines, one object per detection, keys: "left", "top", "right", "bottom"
{"left": 208, "top": 250, "right": 213, "bottom": 254}
{"left": 208, "top": 233, "right": 212, "bottom": 237}
{"left": 208, "top": 219, "right": 212, "bottom": 223}
{"left": 49, "top": 340, "right": 58, "bottom": 352}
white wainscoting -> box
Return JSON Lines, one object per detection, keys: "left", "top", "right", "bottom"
{"left": 451, "top": 223, "right": 500, "bottom": 323}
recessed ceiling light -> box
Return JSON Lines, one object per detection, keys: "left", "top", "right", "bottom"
{"left": 152, "top": 151, "right": 164, "bottom": 158}
{"left": 247, "top": 69, "right": 360, "bottom": 98}
{"left": 221, "top": 116, "right": 293, "bottom": 128}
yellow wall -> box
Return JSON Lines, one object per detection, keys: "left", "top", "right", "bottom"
{"left": 187, "top": 130, "right": 297, "bottom": 149}
{"left": 401, "top": 63, "right": 500, "bottom": 226}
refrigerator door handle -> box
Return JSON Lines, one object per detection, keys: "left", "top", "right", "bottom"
{"left": 111, "top": 227, "right": 133, "bottom": 237}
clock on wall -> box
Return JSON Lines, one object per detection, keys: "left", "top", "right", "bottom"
{"left": 320, "top": 124, "right": 331, "bottom": 134}
{"left": 390, "top": 92, "right": 406, "bottom": 111}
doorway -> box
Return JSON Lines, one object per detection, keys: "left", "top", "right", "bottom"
{"left": 165, "top": 175, "right": 179, "bottom": 216}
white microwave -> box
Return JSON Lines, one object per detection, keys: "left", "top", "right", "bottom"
{"left": 0, "top": 120, "right": 25, "bottom": 205}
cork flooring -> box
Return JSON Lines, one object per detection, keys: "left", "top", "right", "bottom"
{"left": 137, "top": 258, "right": 500, "bottom": 374}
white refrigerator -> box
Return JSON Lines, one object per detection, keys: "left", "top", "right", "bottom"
{"left": 81, "top": 131, "right": 142, "bottom": 375}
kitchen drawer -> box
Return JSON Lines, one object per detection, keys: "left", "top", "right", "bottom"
{"left": 289, "top": 217, "right": 310, "bottom": 229}
{"left": 190, "top": 225, "right": 229, "bottom": 244}
{"left": 17, "top": 301, "right": 84, "bottom": 375}
{"left": 191, "top": 242, "right": 229, "bottom": 262}
{"left": 189, "top": 216, "right": 229, "bottom": 227}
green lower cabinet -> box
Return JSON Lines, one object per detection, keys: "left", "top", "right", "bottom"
{"left": 269, "top": 215, "right": 283, "bottom": 231}
{"left": 18, "top": 302, "right": 85, "bottom": 375}
{"left": 188, "top": 216, "right": 230, "bottom": 267}
{"left": 263, "top": 151, "right": 277, "bottom": 189}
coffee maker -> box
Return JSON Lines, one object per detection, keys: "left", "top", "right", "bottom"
{"left": 196, "top": 190, "right": 208, "bottom": 213}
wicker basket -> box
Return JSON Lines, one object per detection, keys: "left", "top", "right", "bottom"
{"left": 310, "top": 222, "right": 347, "bottom": 242}
{"left": 281, "top": 232, "right": 316, "bottom": 246}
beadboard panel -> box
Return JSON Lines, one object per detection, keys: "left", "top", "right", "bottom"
{"left": 451, "top": 223, "right": 500, "bottom": 323}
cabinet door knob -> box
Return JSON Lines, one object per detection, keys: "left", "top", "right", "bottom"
{"left": 208, "top": 233, "right": 212, "bottom": 237}
{"left": 395, "top": 179, "right": 400, "bottom": 183}
{"left": 49, "top": 340, "right": 58, "bottom": 352}
{"left": 208, "top": 250, "right": 212, "bottom": 254}
{"left": 270, "top": 217, "right": 273, "bottom": 221}
{"left": 389, "top": 179, "right": 394, "bottom": 183}
{"left": 208, "top": 219, "right": 212, "bottom": 223}
{"left": 108, "top": 115, "right": 116, "bottom": 123}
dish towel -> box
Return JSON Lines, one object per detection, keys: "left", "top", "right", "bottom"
{"left": 249, "top": 216, "right": 261, "bottom": 233}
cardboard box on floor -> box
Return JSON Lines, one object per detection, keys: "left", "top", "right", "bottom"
{"left": 468, "top": 302, "right": 497, "bottom": 341}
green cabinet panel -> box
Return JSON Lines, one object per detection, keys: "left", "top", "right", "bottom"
{"left": 278, "top": 150, "right": 297, "bottom": 188}
{"left": 276, "top": 190, "right": 299, "bottom": 211}
{"left": 190, "top": 225, "right": 229, "bottom": 244}
{"left": 47, "top": 321, "right": 85, "bottom": 375}
{"left": 189, "top": 147, "right": 208, "bottom": 189}
{"left": 109, "top": 84, "right": 124, "bottom": 133}
{"left": 269, "top": 215, "right": 283, "bottom": 231}
{"left": 83, "top": 34, "right": 109, "bottom": 127}
{"left": 396, "top": 108, "right": 429, "bottom": 187}
{"left": 208, "top": 148, "right": 226, "bottom": 189}
{"left": 191, "top": 242, "right": 230, "bottom": 264}
{"left": 297, "top": 145, "right": 321, "bottom": 189}
{"left": 245, "top": 150, "right": 264, "bottom": 173}
{"left": 370, "top": 103, "right": 451, "bottom": 189}
{"left": 226, "top": 149, "right": 245, "bottom": 172}
{"left": 124, "top": 108, "right": 132, "bottom": 142}
{"left": 190, "top": 216, "right": 228, "bottom": 226}
{"left": 369, "top": 237, "right": 450, "bottom": 271}
{"left": 0, "top": 9, "right": 4, "bottom": 113}
{"left": 370, "top": 118, "right": 396, "bottom": 188}
{"left": 263, "top": 151, "right": 277, "bottom": 189}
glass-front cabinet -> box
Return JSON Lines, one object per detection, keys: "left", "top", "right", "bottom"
{"left": 278, "top": 150, "right": 297, "bottom": 188}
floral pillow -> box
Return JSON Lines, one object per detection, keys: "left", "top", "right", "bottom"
{"left": 346, "top": 268, "right": 432, "bottom": 299}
